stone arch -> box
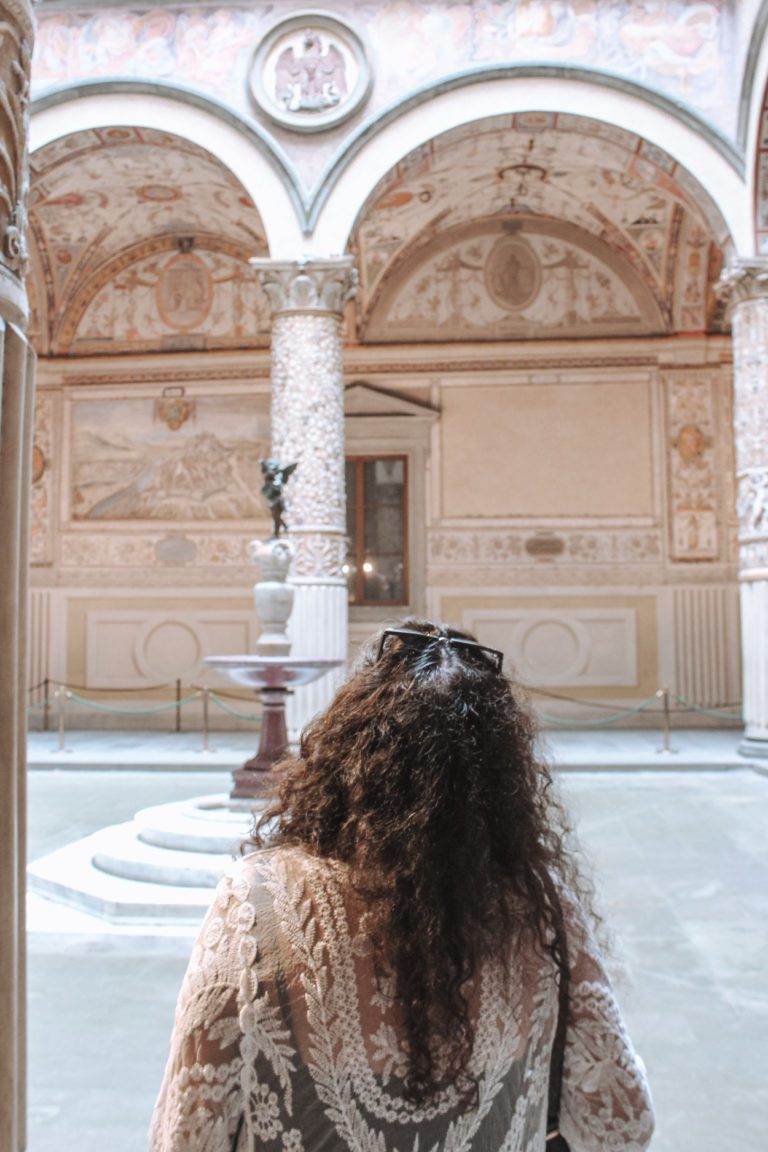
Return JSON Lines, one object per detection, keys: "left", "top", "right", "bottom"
{"left": 30, "top": 85, "right": 306, "bottom": 257}
{"left": 308, "top": 71, "right": 746, "bottom": 257}
{"left": 347, "top": 110, "right": 732, "bottom": 340}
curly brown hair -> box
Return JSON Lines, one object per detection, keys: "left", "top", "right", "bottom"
{"left": 250, "top": 619, "right": 590, "bottom": 1107}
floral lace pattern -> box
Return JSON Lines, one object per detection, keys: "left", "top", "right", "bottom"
{"left": 150, "top": 847, "right": 654, "bottom": 1152}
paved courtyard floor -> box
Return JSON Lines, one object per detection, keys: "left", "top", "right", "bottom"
{"left": 27, "top": 763, "right": 768, "bottom": 1151}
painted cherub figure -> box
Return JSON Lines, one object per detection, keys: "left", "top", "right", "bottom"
{"left": 260, "top": 459, "right": 297, "bottom": 538}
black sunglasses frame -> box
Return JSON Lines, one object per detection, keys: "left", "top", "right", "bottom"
{"left": 376, "top": 628, "right": 504, "bottom": 673}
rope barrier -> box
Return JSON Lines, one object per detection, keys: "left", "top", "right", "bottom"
{"left": 26, "top": 675, "right": 743, "bottom": 762}
{"left": 208, "top": 693, "right": 262, "bottom": 723}
{"left": 536, "top": 696, "right": 660, "bottom": 728}
{"left": 64, "top": 689, "right": 201, "bottom": 717}
{"left": 191, "top": 684, "right": 263, "bottom": 703}
{"left": 529, "top": 686, "right": 653, "bottom": 711}
{"left": 673, "top": 694, "right": 742, "bottom": 719}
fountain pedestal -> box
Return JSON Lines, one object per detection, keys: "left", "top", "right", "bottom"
{"left": 204, "top": 656, "right": 342, "bottom": 799}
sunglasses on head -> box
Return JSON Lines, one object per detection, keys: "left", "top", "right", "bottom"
{"left": 376, "top": 628, "right": 504, "bottom": 673}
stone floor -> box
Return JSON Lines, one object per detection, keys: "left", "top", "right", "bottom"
{"left": 27, "top": 764, "right": 768, "bottom": 1151}
{"left": 27, "top": 725, "right": 752, "bottom": 771}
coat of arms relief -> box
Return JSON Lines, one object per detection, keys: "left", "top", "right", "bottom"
{"left": 249, "top": 14, "right": 371, "bottom": 132}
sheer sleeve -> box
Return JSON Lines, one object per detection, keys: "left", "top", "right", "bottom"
{"left": 559, "top": 898, "right": 655, "bottom": 1152}
{"left": 149, "top": 872, "right": 249, "bottom": 1152}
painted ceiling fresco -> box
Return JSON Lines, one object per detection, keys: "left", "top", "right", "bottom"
{"left": 28, "top": 127, "right": 270, "bottom": 354}
{"left": 353, "top": 112, "right": 730, "bottom": 341}
{"left": 366, "top": 219, "right": 664, "bottom": 343}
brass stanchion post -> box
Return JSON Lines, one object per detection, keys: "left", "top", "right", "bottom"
{"left": 655, "top": 686, "right": 677, "bottom": 755}
{"left": 202, "top": 689, "right": 210, "bottom": 754}
{"left": 42, "top": 677, "right": 50, "bottom": 732}
{"left": 175, "top": 678, "right": 182, "bottom": 733}
{"left": 56, "top": 687, "right": 70, "bottom": 754}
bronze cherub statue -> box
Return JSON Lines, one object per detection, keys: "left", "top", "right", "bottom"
{"left": 260, "top": 459, "right": 297, "bottom": 538}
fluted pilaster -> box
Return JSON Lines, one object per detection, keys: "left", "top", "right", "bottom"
{"left": 252, "top": 257, "right": 357, "bottom": 726}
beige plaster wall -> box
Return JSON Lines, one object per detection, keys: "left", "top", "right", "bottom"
{"left": 437, "top": 592, "right": 659, "bottom": 700}
{"left": 440, "top": 380, "right": 654, "bottom": 519}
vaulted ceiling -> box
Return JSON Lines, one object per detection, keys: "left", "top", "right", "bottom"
{"left": 351, "top": 112, "right": 731, "bottom": 342}
{"left": 27, "top": 114, "right": 733, "bottom": 355}
{"left": 28, "top": 127, "right": 271, "bottom": 355}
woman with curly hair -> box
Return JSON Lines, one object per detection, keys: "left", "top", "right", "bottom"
{"left": 151, "top": 620, "right": 654, "bottom": 1152}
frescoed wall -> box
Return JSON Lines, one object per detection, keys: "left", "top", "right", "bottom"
{"left": 26, "top": 0, "right": 759, "bottom": 723}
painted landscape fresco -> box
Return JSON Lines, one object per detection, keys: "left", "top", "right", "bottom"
{"left": 70, "top": 394, "right": 265, "bottom": 521}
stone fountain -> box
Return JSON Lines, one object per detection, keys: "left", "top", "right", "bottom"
{"left": 27, "top": 462, "right": 344, "bottom": 923}
{"left": 206, "top": 460, "right": 343, "bottom": 798}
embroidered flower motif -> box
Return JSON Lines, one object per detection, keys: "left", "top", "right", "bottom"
{"left": 282, "top": 1128, "right": 303, "bottom": 1152}
{"left": 252, "top": 1081, "right": 280, "bottom": 1140}
{"left": 370, "top": 1022, "right": 409, "bottom": 1083}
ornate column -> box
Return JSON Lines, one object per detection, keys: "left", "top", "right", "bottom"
{"left": 719, "top": 259, "right": 768, "bottom": 756}
{"left": 0, "top": 3, "right": 35, "bottom": 1150}
{"left": 252, "top": 257, "right": 357, "bottom": 728}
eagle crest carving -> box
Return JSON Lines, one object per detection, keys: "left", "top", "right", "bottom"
{"left": 275, "top": 31, "right": 347, "bottom": 112}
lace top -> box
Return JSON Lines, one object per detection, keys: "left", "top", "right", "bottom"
{"left": 150, "top": 846, "right": 654, "bottom": 1152}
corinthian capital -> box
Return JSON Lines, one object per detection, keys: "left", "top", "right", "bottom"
{"left": 717, "top": 258, "right": 768, "bottom": 310}
{"left": 251, "top": 256, "right": 358, "bottom": 316}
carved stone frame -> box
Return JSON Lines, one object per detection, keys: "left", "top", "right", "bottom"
{"left": 248, "top": 11, "right": 372, "bottom": 134}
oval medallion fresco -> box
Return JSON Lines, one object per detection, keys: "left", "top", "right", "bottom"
{"left": 156, "top": 252, "right": 213, "bottom": 332}
{"left": 483, "top": 236, "right": 542, "bottom": 312}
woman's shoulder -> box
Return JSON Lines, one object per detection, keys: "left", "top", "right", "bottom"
{"left": 222, "top": 843, "right": 331, "bottom": 905}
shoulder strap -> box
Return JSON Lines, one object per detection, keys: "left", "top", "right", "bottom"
{"left": 546, "top": 890, "right": 570, "bottom": 1144}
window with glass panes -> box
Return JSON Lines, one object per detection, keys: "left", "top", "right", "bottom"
{"left": 344, "top": 456, "right": 408, "bottom": 606}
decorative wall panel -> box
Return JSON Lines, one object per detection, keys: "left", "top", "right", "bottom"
{"left": 462, "top": 605, "right": 637, "bottom": 688}
{"left": 30, "top": 392, "right": 54, "bottom": 565}
{"left": 85, "top": 608, "right": 258, "bottom": 687}
{"left": 439, "top": 381, "right": 654, "bottom": 519}
{"left": 65, "top": 393, "right": 267, "bottom": 523}
{"left": 664, "top": 369, "right": 721, "bottom": 561}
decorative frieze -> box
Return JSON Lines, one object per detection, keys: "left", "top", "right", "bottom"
{"left": 60, "top": 531, "right": 258, "bottom": 569}
{"left": 427, "top": 528, "right": 662, "bottom": 567}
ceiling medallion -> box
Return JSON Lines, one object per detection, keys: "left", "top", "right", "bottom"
{"left": 249, "top": 12, "right": 371, "bottom": 133}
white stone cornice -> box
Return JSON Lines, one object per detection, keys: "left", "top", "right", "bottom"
{"left": 717, "top": 257, "right": 768, "bottom": 309}
{"left": 250, "top": 256, "right": 357, "bottom": 316}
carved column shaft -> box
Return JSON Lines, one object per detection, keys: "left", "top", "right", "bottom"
{"left": 253, "top": 258, "right": 357, "bottom": 725}
{"left": 0, "top": 2, "right": 35, "bottom": 1149}
{"left": 719, "top": 259, "right": 768, "bottom": 752}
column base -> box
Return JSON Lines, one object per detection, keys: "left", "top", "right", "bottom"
{"left": 738, "top": 736, "right": 768, "bottom": 759}
{"left": 287, "top": 579, "right": 347, "bottom": 736}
